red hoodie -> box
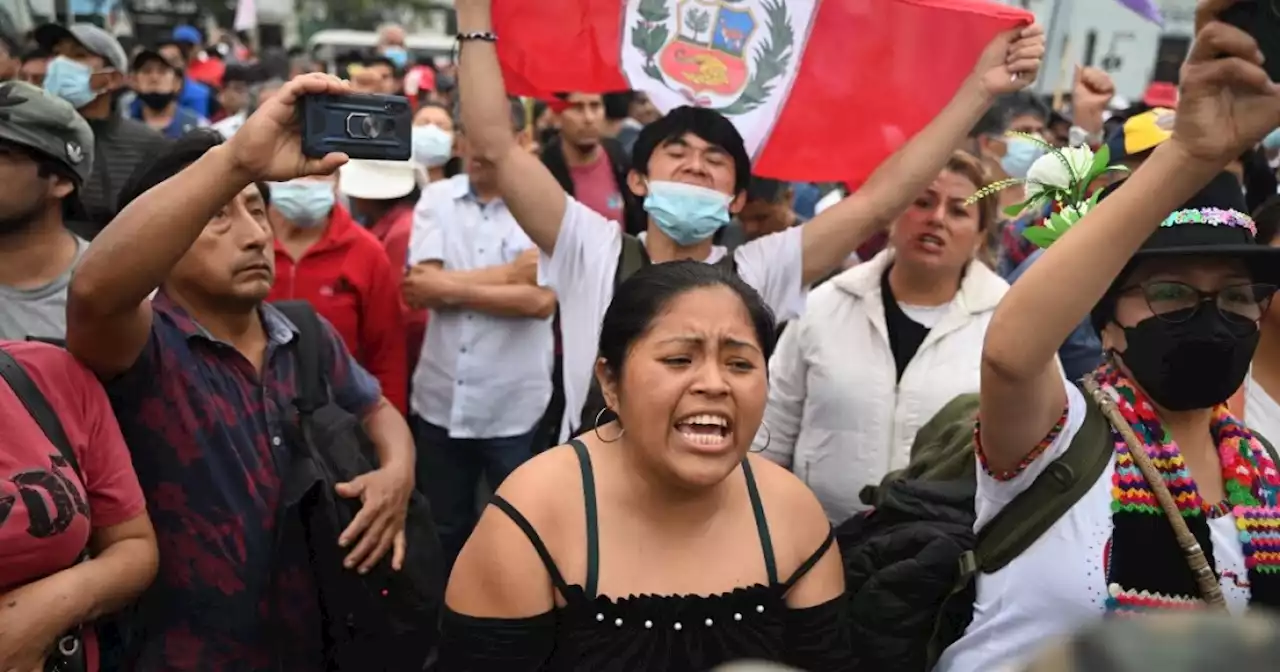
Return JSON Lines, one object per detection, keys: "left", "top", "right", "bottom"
{"left": 269, "top": 205, "right": 408, "bottom": 414}
{"left": 367, "top": 202, "right": 427, "bottom": 377}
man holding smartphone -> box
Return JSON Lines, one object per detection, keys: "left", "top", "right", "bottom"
{"left": 65, "top": 74, "right": 419, "bottom": 671}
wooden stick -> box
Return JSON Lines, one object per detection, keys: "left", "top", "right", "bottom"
{"left": 1083, "top": 374, "right": 1228, "bottom": 610}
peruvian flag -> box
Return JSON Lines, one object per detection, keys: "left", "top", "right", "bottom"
{"left": 494, "top": 0, "right": 1032, "bottom": 182}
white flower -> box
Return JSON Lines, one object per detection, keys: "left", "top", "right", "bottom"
{"left": 1025, "top": 145, "right": 1095, "bottom": 201}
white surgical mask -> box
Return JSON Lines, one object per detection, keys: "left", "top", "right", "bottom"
{"left": 412, "top": 125, "right": 454, "bottom": 168}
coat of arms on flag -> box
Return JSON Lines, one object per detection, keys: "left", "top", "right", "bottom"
{"left": 621, "top": 0, "right": 818, "bottom": 156}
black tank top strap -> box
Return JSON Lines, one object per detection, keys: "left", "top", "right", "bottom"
{"left": 781, "top": 526, "right": 836, "bottom": 592}
{"left": 741, "top": 458, "right": 779, "bottom": 586}
{"left": 491, "top": 495, "right": 571, "bottom": 596}
{"left": 569, "top": 439, "right": 601, "bottom": 600}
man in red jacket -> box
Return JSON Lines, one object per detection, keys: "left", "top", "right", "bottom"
{"left": 266, "top": 173, "right": 408, "bottom": 414}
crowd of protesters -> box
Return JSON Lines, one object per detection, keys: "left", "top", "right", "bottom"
{"left": 3, "top": 0, "right": 1280, "bottom": 670}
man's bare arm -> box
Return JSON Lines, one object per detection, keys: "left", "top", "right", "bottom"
{"left": 456, "top": 1, "right": 569, "bottom": 254}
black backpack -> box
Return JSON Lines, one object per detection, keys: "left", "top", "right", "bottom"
{"left": 838, "top": 392, "right": 1112, "bottom": 671}
{"left": 571, "top": 235, "right": 738, "bottom": 436}
{"left": 274, "top": 302, "right": 444, "bottom": 672}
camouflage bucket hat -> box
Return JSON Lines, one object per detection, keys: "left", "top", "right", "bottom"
{"left": 0, "top": 80, "right": 94, "bottom": 185}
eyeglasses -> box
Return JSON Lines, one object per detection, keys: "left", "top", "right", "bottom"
{"left": 1118, "top": 281, "right": 1278, "bottom": 326}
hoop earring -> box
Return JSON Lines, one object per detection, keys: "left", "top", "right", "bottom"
{"left": 749, "top": 424, "right": 771, "bottom": 454}
{"left": 593, "top": 407, "right": 625, "bottom": 443}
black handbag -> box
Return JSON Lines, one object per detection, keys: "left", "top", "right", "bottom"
{"left": 0, "top": 347, "right": 89, "bottom": 672}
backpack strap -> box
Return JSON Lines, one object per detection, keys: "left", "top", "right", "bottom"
{"left": 274, "top": 301, "right": 329, "bottom": 414}
{"left": 0, "top": 346, "right": 81, "bottom": 478}
{"left": 614, "top": 234, "right": 651, "bottom": 289}
{"left": 973, "top": 394, "right": 1111, "bottom": 573}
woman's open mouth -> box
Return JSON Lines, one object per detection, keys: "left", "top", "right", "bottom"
{"left": 674, "top": 413, "right": 733, "bottom": 448}
{"left": 917, "top": 233, "right": 945, "bottom": 253}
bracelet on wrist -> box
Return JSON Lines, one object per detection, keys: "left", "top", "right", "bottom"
{"left": 454, "top": 31, "right": 497, "bottom": 64}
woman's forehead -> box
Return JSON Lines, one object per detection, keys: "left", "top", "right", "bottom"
{"left": 643, "top": 287, "right": 758, "bottom": 342}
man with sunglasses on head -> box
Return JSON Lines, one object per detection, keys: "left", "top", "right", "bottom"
{"left": 33, "top": 23, "right": 166, "bottom": 238}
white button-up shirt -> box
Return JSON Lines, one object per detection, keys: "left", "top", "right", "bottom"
{"left": 408, "top": 175, "right": 554, "bottom": 439}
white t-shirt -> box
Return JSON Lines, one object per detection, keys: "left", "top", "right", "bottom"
{"left": 937, "top": 377, "right": 1250, "bottom": 672}
{"left": 539, "top": 196, "right": 807, "bottom": 441}
{"left": 1245, "top": 373, "right": 1280, "bottom": 445}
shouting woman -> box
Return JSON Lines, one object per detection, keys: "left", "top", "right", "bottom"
{"left": 439, "top": 262, "right": 851, "bottom": 671}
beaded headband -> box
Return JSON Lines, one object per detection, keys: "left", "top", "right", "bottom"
{"left": 1159, "top": 207, "right": 1257, "bottom": 237}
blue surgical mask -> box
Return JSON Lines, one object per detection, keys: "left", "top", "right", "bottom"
{"left": 1264, "top": 128, "right": 1280, "bottom": 151}
{"left": 643, "top": 181, "right": 733, "bottom": 246}
{"left": 412, "top": 125, "right": 454, "bottom": 168}
{"left": 1000, "top": 136, "right": 1047, "bottom": 179}
{"left": 382, "top": 47, "right": 409, "bottom": 69}
{"left": 43, "top": 56, "right": 100, "bottom": 109}
{"left": 270, "top": 181, "right": 335, "bottom": 227}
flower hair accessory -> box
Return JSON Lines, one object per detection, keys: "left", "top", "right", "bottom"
{"left": 965, "top": 133, "right": 1130, "bottom": 249}
{"left": 1161, "top": 208, "right": 1257, "bottom": 237}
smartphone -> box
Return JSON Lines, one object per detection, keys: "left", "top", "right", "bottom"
{"left": 301, "top": 93, "right": 413, "bottom": 161}
{"left": 1221, "top": 0, "right": 1280, "bottom": 83}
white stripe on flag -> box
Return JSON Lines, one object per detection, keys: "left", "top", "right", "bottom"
{"left": 619, "top": 0, "right": 819, "bottom": 159}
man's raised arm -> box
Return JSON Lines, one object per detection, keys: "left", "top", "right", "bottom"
{"left": 455, "top": 0, "right": 569, "bottom": 254}
{"left": 67, "top": 74, "right": 353, "bottom": 378}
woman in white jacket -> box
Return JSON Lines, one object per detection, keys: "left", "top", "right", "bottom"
{"left": 756, "top": 151, "right": 1008, "bottom": 523}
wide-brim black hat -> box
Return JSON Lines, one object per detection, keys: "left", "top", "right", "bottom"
{"left": 1090, "top": 171, "right": 1280, "bottom": 331}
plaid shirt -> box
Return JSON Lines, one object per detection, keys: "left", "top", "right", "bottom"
{"left": 107, "top": 292, "right": 380, "bottom": 671}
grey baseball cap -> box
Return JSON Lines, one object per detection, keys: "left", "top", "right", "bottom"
{"left": 0, "top": 80, "right": 95, "bottom": 185}
{"left": 34, "top": 23, "right": 129, "bottom": 74}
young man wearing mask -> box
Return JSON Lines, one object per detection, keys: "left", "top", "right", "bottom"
{"left": 454, "top": 0, "right": 1046, "bottom": 441}
{"left": 156, "top": 30, "right": 213, "bottom": 118}
{"left": 65, "top": 76, "right": 417, "bottom": 671}
{"left": 0, "top": 81, "right": 96, "bottom": 341}
{"left": 35, "top": 23, "right": 166, "bottom": 238}
{"left": 128, "top": 49, "right": 208, "bottom": 139}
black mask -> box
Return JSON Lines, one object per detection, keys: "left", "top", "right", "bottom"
{"left": 1117, "top": 306, "right": 1259, "bottom": 411}
{"left": 138, "top": 91, "right": 176, "bottom": 110}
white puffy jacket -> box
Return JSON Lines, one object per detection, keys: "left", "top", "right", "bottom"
{"left": 755, "top": 249, "right": 1009, "bottom": 523}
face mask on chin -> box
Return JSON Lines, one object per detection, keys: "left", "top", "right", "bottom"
{"left": 1114, "top": 306, "right": 1260, "bottom": 412}
{"left": 642, "top": 180, "right": 733, "bottom": 247}
{"left": 269, "top": 181, "right": 336, "bottom": 228}
{"left": 137, "top": 91, "right": 177, "bottom": 110}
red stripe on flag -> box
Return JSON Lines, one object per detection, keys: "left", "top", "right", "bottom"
{"left": 757, "top": 0, "right": 1030, "bottom": 181}
{"left": 493, "top": 0, "right": 1032, "bottom": 183}
{"left": 494, "top": 0, "right": 629, "bottom": 96}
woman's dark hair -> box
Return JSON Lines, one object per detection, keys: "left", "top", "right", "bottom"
{"left": 632, "top": 106, "right": 751, "bottom": 195}
{"left": 597, "top": 261, "right": 776, "bottom": 381}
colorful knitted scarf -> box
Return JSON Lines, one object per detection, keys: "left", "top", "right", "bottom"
{"left": 1098, "top": 363, "right": 1280, "bottom": 613}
